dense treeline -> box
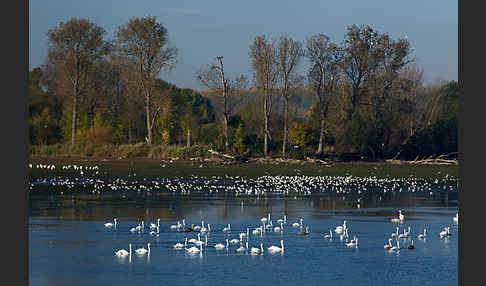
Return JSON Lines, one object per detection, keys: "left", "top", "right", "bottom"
{"left": 29, "top": 16, "right": 458, "bottom": 161}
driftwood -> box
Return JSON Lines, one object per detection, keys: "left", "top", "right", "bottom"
{"left": 305, "top": 157, "right": 328, "bottom": 165}
{"left": 386, "top": 154, "right": 458, "bottom": 165}
{"left": 208, "top": 149, "right": 235, "bottom": 161}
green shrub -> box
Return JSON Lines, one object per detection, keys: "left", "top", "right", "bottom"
{"left": 115, "top": 142, "right": 151, "bottom": 158}
{"left": 93, "top": 144, "right": 116, "bottom": 157}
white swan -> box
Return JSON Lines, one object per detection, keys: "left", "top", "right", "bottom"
{"left": 135, "top": 243, "right": 150, "bottom": 255}
{"left": 274, "top": 223, "right": 283, "bottom": 232}
{"left": 251, "top": 243, "right": 264, "bottom": 255}
{"left": 404, "top": 226, "right": 411, "bottom": 237}
{"left": 236, "top": 241, "right": 247, "bottom": 253}
{"left": 324, "top": 230, "right": 332, "bottom": 239}
{"left": 186, "top": 244, "right": 202, "bottom": 255}
{"left": 398, "top": 229, "right": 406, "bottom": 239}
{"left": 391, "top": 210, "right": 404, "bottom": 222}
{"left": 222, "top": 223, "right": 231, "bottom": 232}
{"left": 215, "top": 239, "right": 228, "bottom": 250}
{"left": 384, "top": 238, "right": 393, "bottom": 249}
{"left": 453, "top": 213, "right": 458, "bottom": 223}
{"left": 440, "top": 226, "right": 451, "bottom": 238}
{"left": 391, "top": 226, "right": 399, "bottom": 237}
{"left": 150, "top": 218, "right": 160, "bottom": 229}
{"left": 105, "top": 218, "right": 117, "bottom": 228}
{"left": 173, "top": 220, "right": 183, "bottom": 230}
{"left": 439, "top": 227, "right": 448, "bottom": 238}
{"left": 268, "top": 240, "right": 284, "bottom": 254}
{"left": 389, "top": 240, "right": 400, "bottom": 252}
{"left": 189, "top": 233, "right": 201, "bottom": 244}
{"left": 115, "top": 243, "right": 131, "bottom": 257}
{"left": 174, "top": 238, "right": 186, "bottom": 249}
{"left": 335, "top": 220, "right": 347, "bottom": 234}
{"left": 130, "top": 224, "right": 140, "bottom": 233}
{"left": 230, "top": 238, "right": 240, "bottom": 244}
{"left": 194, "top": 235, "right": 206, "bottom": 246}
{"left": 170, "top": 221, "right": 179, "bottom": 230}
{"left": 417, "top": 228, "right": 427, "bottom": 239}
{"left": 346, "top": 236, "right": 358, "bottom": 247}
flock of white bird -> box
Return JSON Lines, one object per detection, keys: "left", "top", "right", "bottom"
{"left": 112, "top": 213, "right": 293, "bottom": 261}
{"left": 381, "top": 209, "right": 457, "bottom": 252}
{"left": 111, "top": 209, "right": 459, "bottom": 262}
{"left": 29, "top": 163, "right": 458, "bottom": 198}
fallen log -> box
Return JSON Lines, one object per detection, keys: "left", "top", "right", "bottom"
{"left": 208, "top": 149, "right": 235, "bottom": 161}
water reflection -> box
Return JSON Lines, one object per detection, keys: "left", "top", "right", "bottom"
{"left": 30, "top": 190, "right": 457, "bottom": 225}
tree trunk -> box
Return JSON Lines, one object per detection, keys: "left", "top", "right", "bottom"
{"left": 186, "top": 128, "right": 191, "bottom": 147}
{"left": 317, "top": 111, "right": 325, "bottom": 154}
{"left": 217, "top": 57, "right": 230, "bottom": 151}
{"left": 223, "top": 97, "right": 229, "bottom": 150}
{"left": 282, "top": 96, "right": 289, "bottom": 156}
{"left": 128, "top": 115, "right": 132, "bottom": 144}
{"left": 145, "top": 91, "right": 152, "bottom": 145}
{"left": 71, "top": 85, "right": 78, "bottom": 146}
{"left": 263, "top": 88, "right": 269, "bottom": 157}
{"left": 349, "top": 85, "right": 359, "bottom": 121}
{"left": 71, "top": 59, "right": 80, "bottom": 146}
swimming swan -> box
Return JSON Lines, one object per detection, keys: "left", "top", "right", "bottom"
{"left": 268, "top": 240, "right": 284, "bottom": 254}
{"left": 115, "top": 243, "right": 131, "bottom": 257}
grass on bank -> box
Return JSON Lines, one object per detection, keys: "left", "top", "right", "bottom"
{"left": 30, "top": 143, "right": 211, "bottom": 159}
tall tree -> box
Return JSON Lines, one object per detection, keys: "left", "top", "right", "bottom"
{"left": 306, "top": 33, "right": 342, "bottom": 155}
{"left": 276, "top": 36, "right": 304, "bottom": 156}
{"left": 115, "top": 16, "right": 178, "bottom": 145}
{"left": 197, "top": 57, "right": 248, "bottom": 150}
{"left": 249, "top": 35, "right": 278, "bottom": 157}
{"left": 340, "top": 24, "right": 382, "bottom": 121}
{"left": 47, "top": 18, "right": 109, "bottom": 145}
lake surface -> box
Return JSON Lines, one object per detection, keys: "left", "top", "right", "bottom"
{"left": 28, "top": 163, "right": 458, "bottom": 286}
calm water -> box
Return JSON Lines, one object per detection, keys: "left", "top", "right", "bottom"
{"left": 29, "top": 191, "right": 458, "bottom": 286}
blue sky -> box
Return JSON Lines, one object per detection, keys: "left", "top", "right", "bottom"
{"left": 29, "top": 0, "right": 457, "bottom": 90}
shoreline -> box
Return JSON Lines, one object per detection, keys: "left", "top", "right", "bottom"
{"left": 28, "top": 154, "right": 458, "bottom": 179}
{"left": 28, "top": 154, "right": 458, "bottom": 167}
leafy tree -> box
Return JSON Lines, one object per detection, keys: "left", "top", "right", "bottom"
{"left": 306, "top": 33, "right": 342, "bottom": 154}
{"left": 115, "top": 16, "right": 178, "bottom": 145}
{"left": 340, "top": 24, "right": 382, "bottom": 121}
{"left": 47, "top": 18, "right": 110, "bottom": 145}
{"left": 30, "top": 108, "right": 55, "bottom": 145}
{"left": 289, "top": 122, "right": 312, "bottom": 148}
{"left": 233, "top": 122, "right": 247, "bottom": 153}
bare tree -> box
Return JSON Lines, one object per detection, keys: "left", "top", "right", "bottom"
{"left": 197, "top": 57, "right": 248, "bottom": 150}
{"left": 306, "top": 33, "right": 342, "bottom": 155}
{"left": 249, "top": 35, "right": 278, "bottom": 157}
{"left": 115, "top": 16, "right": 178, "bottom": 145}
{"left": 276, "top": 36, "right": 304, "bottom": 156}
{"left": 47, "top": 18, "right": 109, "bottom": 146}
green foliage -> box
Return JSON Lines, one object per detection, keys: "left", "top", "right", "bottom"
{"left": 115, "top": 142, "right": 151, "bottom": 158}
{"left": 348, "top": 111, "right": 371, "bottom": 152}
{"left": 289, "top": 122, "right": 312, "bottom": 148}
{"left": 76, "top": 111, "right": 114, "bottom": 147}
{"left": 233, "top": 122, "right": 246, "bottom": 153}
